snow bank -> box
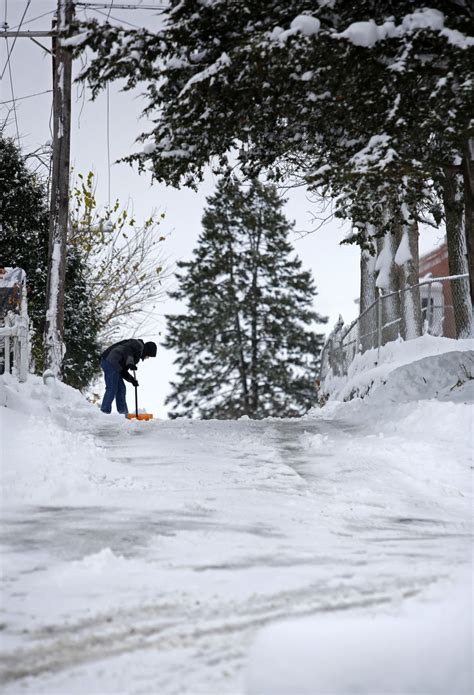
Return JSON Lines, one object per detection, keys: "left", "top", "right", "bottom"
{"left": 246, "top": 570, "right": 472, "bottom": 695}
{"left": 246, "top": 338, "right": 473, "bottom": 695}
{"left": 322, "top": 335, "right": 474, "bottom": 402}
{"left": 0, "top": 373, "right": 120, "bottom": 506}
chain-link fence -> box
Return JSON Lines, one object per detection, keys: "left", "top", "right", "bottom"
{"left": 320, "top": 274, "right": 471, "bottom": 380}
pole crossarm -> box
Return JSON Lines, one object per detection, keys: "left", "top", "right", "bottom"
{"left": 75, "top": 2, "right": 167, "bottom": 8}
{"left": 0, "top": 31, "right": 57, "bottom": 37}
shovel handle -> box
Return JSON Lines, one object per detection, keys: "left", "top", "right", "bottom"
{"left": 133, "top": 367, "right": 138, "bottom": 418}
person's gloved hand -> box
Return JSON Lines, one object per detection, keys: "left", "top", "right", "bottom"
{"left": 130, "top": 377, "right": 139, "bottom": 388}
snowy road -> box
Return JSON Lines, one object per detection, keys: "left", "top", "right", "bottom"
{"left": 1, "top": 393, "right": 471, "bottom": 695}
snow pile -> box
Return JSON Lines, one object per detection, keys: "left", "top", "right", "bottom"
{"left": 246, "top": 569, "right": 472, "bottom": 695}
{"left": 0, "top": 373, "right": 117, "bottom": 506}
{"left": 322, "top": 334, "right": 474, "bottom": 402}
{"left": 245, "top": 337, "right": 473, "bottom": 695}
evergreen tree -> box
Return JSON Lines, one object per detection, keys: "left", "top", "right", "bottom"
{"left": 164, "top": 179, "right": 327, "bottom": 419}
{"left": 75, "top": 1, "right": 474, "bottom": 303}
{"left": 62, "top": 245, "right": 103, "bottom": 390}
{"left": 0, "top": 133, "right": 50, "bottom": 367}
{"left": 0, "top": 134, "right": 102, "bottom": 390}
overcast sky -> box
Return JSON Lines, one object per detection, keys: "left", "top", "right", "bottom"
{"left": 1, "top": 1, "right": 445, "bottom": 416}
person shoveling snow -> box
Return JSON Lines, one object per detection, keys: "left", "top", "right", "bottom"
{"left": 99, "top": 338, "right": 157, "bottom": 416}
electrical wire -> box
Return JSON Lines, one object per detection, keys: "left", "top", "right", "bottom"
{"left": 106, "top": 1, "right": 114, "bottom": 205}
{"left": 0, "top": 89, "right": 53, "bottom": 105}
{"left": 106, "top": 84, "right": 111, "bottom": 206}
{"left": 10, "top": 8, "right": 56, "bottom": 30}
{"left": 6, "top": 38, "right": 20, "bottom": 144}
{"left": 1, "top": 1, "right": 16, "bottom": 144}
{"left": 106, "top": 0, "right": 114, "bottom": 20}
{"left": 89, "top": 6, "right": 142, "bottom": 28}
{"left": 1, "top": 0, "right": 31, "bottom": 80}
{"left": 76, "top": 53, "right": 88, "bottom": 127}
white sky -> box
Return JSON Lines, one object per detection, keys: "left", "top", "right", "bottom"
{"left": 1, "top": 0, "right": 445, "bottom": 416}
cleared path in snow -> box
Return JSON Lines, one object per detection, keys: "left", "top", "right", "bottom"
{"left": 1, "top": 404, "right": 471, "bottom": 694}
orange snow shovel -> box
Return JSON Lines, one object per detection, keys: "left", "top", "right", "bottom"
{"left": 126, "top": 369, "right": 153, "bottom": 421}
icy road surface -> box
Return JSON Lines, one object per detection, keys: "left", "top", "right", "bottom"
{"left": 1, "top": 398, "right": 472, "bottom": 694}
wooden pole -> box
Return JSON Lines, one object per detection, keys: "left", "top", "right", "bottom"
{"left": 44, "top": 0, "right": 74, "bottom": 376}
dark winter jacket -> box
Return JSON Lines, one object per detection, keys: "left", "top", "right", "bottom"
{"left": 100, "top": 339, "right": 144, "bottom": 382}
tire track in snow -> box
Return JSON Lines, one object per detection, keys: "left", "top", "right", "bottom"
{"left": 0, "top": 573, "right": 435, "bottom": 686}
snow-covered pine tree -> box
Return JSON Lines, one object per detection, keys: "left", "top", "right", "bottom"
{"left": 75, "top": 1, "right": 473, "bottom": 313}
{"left": 62, "top": 245, "right": 103, "bottom": 390}
{"left": 0, "top": 134, "right": 102, "bottom": 389}
{"left": 164, "top": 179, "right": 326, "bottom": 419}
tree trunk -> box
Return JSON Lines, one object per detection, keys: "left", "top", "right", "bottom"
{"left": 395, "top": 208, "right": 422, "bottom": 340}
{"left": 249, "top": 221, "right": 262, "bottom": 417}
{"left": 226, "top": 232, "right": 250, "bottom": 414}
{"left": 461, "top": 138, "right": 474, "bottom": 319}
{"left": 375, "top": 217, "right": 401, "bottom": 345}
{"left": 359, "top": 223, "right": 378, "bottom": 351}
{"left": 442, "top": 166, "right": 472, "bottom": 338}
{"left": 250, "top": 269, "right": 259, "bottom": 415}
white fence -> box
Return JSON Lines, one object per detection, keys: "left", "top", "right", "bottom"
{"left": 320, "top": 274, "right": 471, "bottom": 380}
{"left": 0, "top": 267, "right": 29, "bottom": 382}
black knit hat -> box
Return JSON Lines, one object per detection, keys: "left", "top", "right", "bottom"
{"left": 143, "top": 341, "right": 157, "bottom": 358}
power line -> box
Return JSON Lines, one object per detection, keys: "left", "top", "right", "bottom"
{"left": 106, "top": 1, "right": 113, "bottom": 206}
{"left": 106, "top": 84, "right": 111, "bottom": 206}
{"left": 6, "top": 37, "right": 20, "bottom": 144}
{"left": 106, "top": 0, "right": 115, "bottom": 20}
{"left": 0, "top": 89, "right": 53, "bottom": 105}
{"left": 1, "top": 0, "right": 31, "bottom": 80}
{"left": 2, "top": 0, "right": 17, "bottom": 145}
{"left": 11, "top": 8, "right": 56, "bottom": 30}
{"left": 90, "top": 6, "right": 142, "bottom": 28}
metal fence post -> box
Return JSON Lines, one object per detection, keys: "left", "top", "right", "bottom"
{"left": 4, "top": 314, "right": 11, "bottom": 374}
{"left": 425, "top": 281, "right": 432, "bottom": 334}
{"left": 18, "top": 318, "right": 29, "bottom": 382}
{"left": 377, "top": 295, "right": 382, "bottom": 356}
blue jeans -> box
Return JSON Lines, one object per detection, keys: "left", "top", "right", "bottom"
{"left": 100, "top": 358, "right": 128, "bottom": 414}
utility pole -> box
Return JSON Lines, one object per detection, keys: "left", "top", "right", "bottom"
{"left": 44, "top": 0, "right": 74, "bottom": 376}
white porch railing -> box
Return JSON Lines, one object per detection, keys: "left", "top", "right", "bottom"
{"left": 0, "top": 268, "right": 30, "bottom": 383}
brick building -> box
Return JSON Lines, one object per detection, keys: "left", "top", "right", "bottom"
{"left": 418, "top": 240, "right": 455, "bottom": 338}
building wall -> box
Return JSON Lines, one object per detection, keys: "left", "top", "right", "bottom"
{"left": 418, "top": 241, "right": 455, "bottom": 338}
{"left": 419, "top": 242, "right": 449, "bottom": 279}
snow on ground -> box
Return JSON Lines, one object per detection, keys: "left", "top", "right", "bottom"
{"left": 322, "top": 333, "right": 474, "bottom": 402}
{"left": 0, "top": 337, "right": 473, "bottom": 695}
{"left": 246, "top": 569, "right": 472, "bottom": 695}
